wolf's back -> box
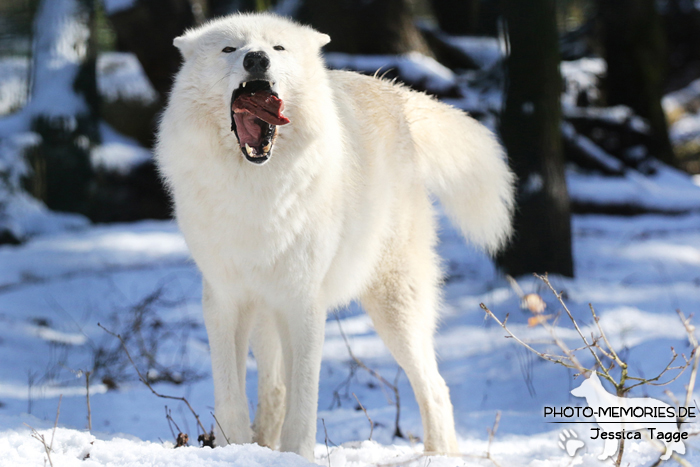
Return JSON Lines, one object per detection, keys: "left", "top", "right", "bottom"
{"left": 403, "top": 90, "right": 515, "bottom": 253}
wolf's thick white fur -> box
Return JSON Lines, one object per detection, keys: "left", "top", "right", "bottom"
{"left": 156, "top": 13, "right": 514, "bottom": 461}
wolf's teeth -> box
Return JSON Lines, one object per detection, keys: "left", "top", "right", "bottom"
{"left": 245, "top": 143, "right": 253, "bottom": 156}
{"left": 242, "top": 82, "right": 247, "bottom": 88}
{"left": 262, "top": 142, "right": 271, "bottom": 153}
{"left": 268, "top": 81, "right": 273, "bottom": 87}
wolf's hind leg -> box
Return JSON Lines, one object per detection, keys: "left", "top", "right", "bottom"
{"left": 361, "top": 246, "right": 459, "bottom": 455}
{"left": 251, "top": 315, "right": 286, "bottom": 449}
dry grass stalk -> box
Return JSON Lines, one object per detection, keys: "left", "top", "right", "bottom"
{"left": 24, "top": 394, "right": 62, "bottom": 467}
{"left": 210, "top": 411, "right": 230, "bottom": 445}
{"left": 322, "top": 418, "right": 331, "bottom": 467}
{"left": 85, "top": 370, "right": 91, "bottom": 431}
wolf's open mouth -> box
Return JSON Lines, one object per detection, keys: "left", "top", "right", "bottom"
{"left": 231, "top": 80, "right": 290, "bottom": 164}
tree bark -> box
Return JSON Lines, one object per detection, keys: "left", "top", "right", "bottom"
{"left": 497, "top": 0, "right": 574, "bottom": 277}
{"left": 599, "top": 0, "right": 676, "bottom": 166}
{"left": 207, "top": 0, "right": 262, "bottom": 18}
{"left": 298, "top": 0, "right": 431, "bottom": 55}
{"left": 430, "top": 0, "right": 480, "bottom": 36}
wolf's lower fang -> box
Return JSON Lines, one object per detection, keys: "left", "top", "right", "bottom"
{"left": 262, "top": 142, "right": 271, "bottom": 153}
{"left": 245, "top": 143, "right": 253, "bottom": 156}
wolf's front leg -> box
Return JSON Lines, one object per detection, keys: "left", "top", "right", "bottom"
{"left": 202, "top": 280, "right": 254, "bottom": 445}
{"left": 278, "top": 306, "right": 326, "bottom": 461}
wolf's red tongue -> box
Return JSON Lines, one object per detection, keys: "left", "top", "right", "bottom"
{"left": 233, "top": 92, "right": 290, "bottom": 126}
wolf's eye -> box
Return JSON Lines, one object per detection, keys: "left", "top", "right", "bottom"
{"left": 222, "top": 47, "right": 236, "bottom": 53}
{"left": 273, "top": 45, "right": 285, "bottom": 51}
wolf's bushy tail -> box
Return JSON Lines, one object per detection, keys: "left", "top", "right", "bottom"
{"left": 404, "top": 91, "right": 515, "bottom": 254}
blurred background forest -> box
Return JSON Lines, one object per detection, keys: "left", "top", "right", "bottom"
{"left": 1, "top": 0, "right": 700, "bottom": 276}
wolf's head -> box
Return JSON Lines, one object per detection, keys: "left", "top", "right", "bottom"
{"left": 172, "top": 13, "right": 330, "bottom": 165}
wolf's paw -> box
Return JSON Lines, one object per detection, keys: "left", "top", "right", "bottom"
{"left": 558, "top": 429, "right": 584, "bottom": 457}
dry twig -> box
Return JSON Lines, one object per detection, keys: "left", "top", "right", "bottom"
{"left": 352, "top": 392, "right": 374, "bottom": 441}
{"left": 98, "top": 322, "right": 213, "bottom": 446}
{"left": 485, "top": 411, "right": 502, "bottom": 467}
{"left": 334, "top": 314, "right": 403, "bottom": 438}
{"left": 24, "top": 394, "right": 62, "bottom": 467}
{"left": 322, "top": 418, "right": 331, "bottom": 467}
{"left": 210, "top": 411, "right": 230, "bottom": 445}
{"left": 85, "top": 371, "right": 91, "bottom": 431}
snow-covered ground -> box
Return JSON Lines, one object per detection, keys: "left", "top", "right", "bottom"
{"left": 1, "top": 203, "right": 700, "bottom": 466}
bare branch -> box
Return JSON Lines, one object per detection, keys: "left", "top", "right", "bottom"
{"left": 50, "top": 394, "right": 62, "bottom": 454}
{"left": 98, "top": 323, "right": 208, "bottom": 435}
{"left": 334, "top": 314, "right": 403, "bottom": 438}
{"left": 85, "top": 372, "right": 91, "bottom": 431}
{"left": 677, "top": 309, "right": 700, "bottom": 417}
{"left": 589, "top": 304, "right": 626, "bottom": 370}
{"left": 321, "top": 418, "right": 331, "bottom": 467}
{"left": 480, "top": 304, "right": 586, "bottom": 374}
{"left": 352, "top": 393, "right": 374, "bottom": 441}
{"left": 536, "top": 274, "right": 610, "bottom": 378}
{"left": 211, "top": 411, "right": 230, "bottom": 445}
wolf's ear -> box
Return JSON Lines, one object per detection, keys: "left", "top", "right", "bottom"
{"left": 316, "top": 32, "right": 331, "bottom": 48}
{"left": 174, "top": 34, "right": 197, "bottom": 61}
{"left": 306, "top": 28, "right": 330, "bottom": 48}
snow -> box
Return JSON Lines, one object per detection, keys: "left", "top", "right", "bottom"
{"left": 29, "top": 0, "right": 91, "bottom": 117}
{"left": 0, "top": 132, "right": 89, "bottom": 242}
{"left": 669, "top": 113, "right": 700, "bottom": 145}
{"left": 1, "top": 199, "right": 700, "bottom": 466}
{"left": 663, "top": 77, "right": 700, "bottom": 144}
{"left": 102, "top": 0, "right": 137, "bottom": 15}
{"left": 441, "top": 36, "right": 502, "bottom": 70}
{"left": 0, "top": 49, "right": 157, "bottom": 242}
{"left": 92, "top": 123, "right": 153, "bottom": 174}
{"left": 324, "top": 52, "right": 456, "bottom": 94}
{"left": 563, "top": 105, "right": 650, "bottom": 134}
{"left": 560, "top": 58, "right": 605, "bottom": 108}
{"left": 567, "top": 160, "right": 700, "bottom": 212}
{"left": 1, "top": 418, "right": 316, "bottom": 467}
{"left": 97, "top": 53, "right": 158, "bottom": 105}
{"left": 561, "top": 122, "right": 625, "bottom": 174}
{"left": 0, "top": 57, "right": 29, "bottom": 116}
{"left": 273, "top": 0, "right": 302, "bottom": 17}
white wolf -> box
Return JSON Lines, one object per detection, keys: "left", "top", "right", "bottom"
{"left": 156, "top": 13, "right": 515, "bottom": 461}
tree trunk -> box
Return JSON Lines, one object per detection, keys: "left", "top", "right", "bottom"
{"left": 106, "top": 0, "right": 195, "bottom": 100}
{"left": 298, "top": 0, "right": 431, "bottom": 55}
{"left": 207, "top": 0, "right": 263, "bottom": 18}
{"left": 430, "top": 0, "right": 480, "bottom": 36}
{"left": 496, "top": 0, "right": 574, "bottom": 277}
{"left": 599, "top": 0, "right": 676, "bottom": 166}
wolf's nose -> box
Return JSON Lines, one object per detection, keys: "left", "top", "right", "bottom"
{"left": 243, "top": 51, "right": 270, "bottom": 73}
